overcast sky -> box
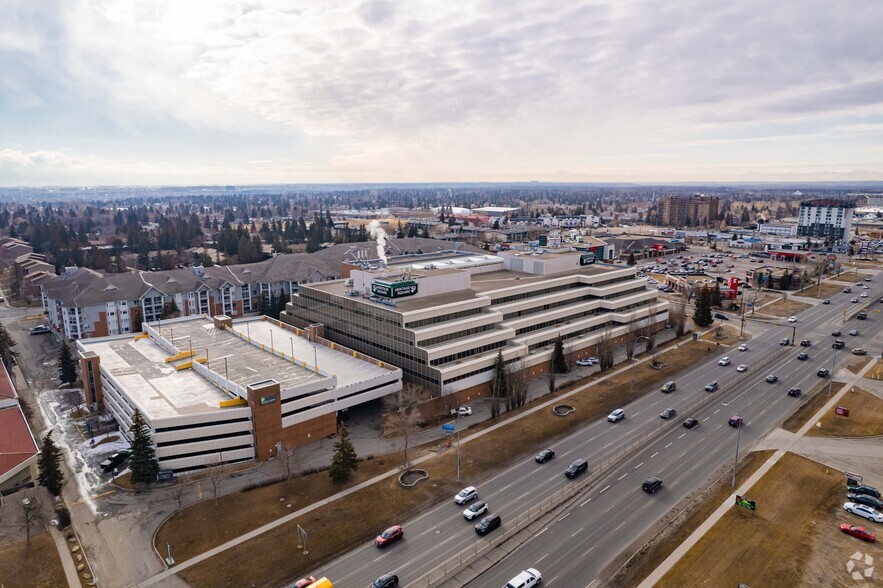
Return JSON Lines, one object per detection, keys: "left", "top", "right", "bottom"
{"left": 2, "top": 0, "right": 883, "bottom": 186}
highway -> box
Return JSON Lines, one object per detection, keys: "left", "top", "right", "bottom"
{"left": 311, "top": 273, "right": 882, "bottom": 587}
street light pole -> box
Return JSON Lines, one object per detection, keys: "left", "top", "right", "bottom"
{"left": 731, "top": 418, "right": 742, "bottom": 488}
{"left": 630, "top": 336, "right": 651, "bottom": 396}
{"left": 829, "top": 348, "right": 838, "bottom": 395}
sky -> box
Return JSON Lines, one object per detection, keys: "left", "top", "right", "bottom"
{"left": 2, "top": 0, "right": 883, "bottom": 186}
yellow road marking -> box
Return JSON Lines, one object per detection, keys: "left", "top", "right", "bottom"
{"left": 197, "top": 481, "right": 203, "bottom": 500}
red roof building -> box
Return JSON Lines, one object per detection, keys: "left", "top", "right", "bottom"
{"left": 0, "top": 362, "right": 40, "bottom": 494}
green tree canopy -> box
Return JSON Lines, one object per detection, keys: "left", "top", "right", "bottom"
{"left": 693, "top": 288, "right": 713, "bottom": 327}
{"left": 129, "top": 409, "right": 160, "bottom": 485}
{"left": 59, "top": 340, "right": 77, "bottom": 386}
{"left": 329, "top": 424, "right": 358, "bottom": 483}
{"left": 551, "top": 335, "right": 568, "bottom": 374}
{"left": 37, "top": 430, "right": 65, "bottom": 496}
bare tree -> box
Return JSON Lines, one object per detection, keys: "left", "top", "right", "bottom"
{"left": 204, "top": 459, "right": 223, "bottom": 506}
{"left": 507, "top": 362, "right": 530, "bottom": 409}
{"left": 279, "top": 443, "right": 301, "bottom": 486}
{"left": 165, "top": 483, "right": 187, "bottom": 514}
{"left": 625, "top": 318, "right": 640, "bottom": 360}
{"left": 384, "top": 383, "right": 429, "bottom": 471}
{"left": 669, "top": 299, "right": 687, "bottom": 338}
{"left": 18, "top": 492, "right": 42, "bottom": 545}
{"left": 596, "top": 325, "right": 616, "bottom": 371}
{"left": 643, "top": 306, "right": 658, "bottom": 354}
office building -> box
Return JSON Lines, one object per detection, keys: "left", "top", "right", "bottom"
{"left": 797, "top": 198, "right": 855, "bottom": 244}
{"left": 660, "top": 195, "right": 720, "bottom": 227}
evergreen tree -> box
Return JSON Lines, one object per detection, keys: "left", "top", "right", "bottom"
{"left": 329, "top": 424, "right": 358, "bottom": 483}
{"left": 58, "top": 340, "right": 77, "bottom": 386}
{"left": 693, "top": 288, "right": 713, "bottom": 327}
{"left": 129, "top": 409, "right": 160, "bottom": 485}
{"left": 551, "top": 335, "right": 568, "bottom": 374}
{"left": 626, "top": 251, "right": 636, "bottom": 265}
{"left": 37, "top": 430, "right": 65, "bottom": 496}
{"left": 0, "top": 320, "right": 19, "bottom": 371}
{"left": 711, "top": 283, "right": 723, "bottom": 307}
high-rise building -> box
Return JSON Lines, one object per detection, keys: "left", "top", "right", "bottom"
{"left": 660, "top": 194, "right": 720, "bottom": 227}
{"left": 797, "top": 198, "right": 855, "bottom": 244}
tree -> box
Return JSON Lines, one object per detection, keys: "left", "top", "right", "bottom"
{"left": 596, "top": 325, "right": 616, "bottom": 371}
{"left": 506, "top": 361, "right": 529, "bottom": 410}
{"left": 643, "top": 305, "right": 658, "bottom": 354}
{"left": 329, "top": 424, "right": 358, "bottom": 483}
{"left": 58, "top": 340, "right": 77, "bottom": 386}
{"left": 383, "top": 384, "right": 428, "bottom": 470}
{"left": 551, "top": 335, "right": 568, "bottom": 374}
{"left": 779, "top": 272, "right": 792, "bottom": 290}
{"left": 626, "top": 319, "right": 640, "bottom": 360}
{"left": 693, "top": 288, "right": 713, "bottom": 327}
{"left": 0, "top": 320, "right": 19, "bottom": 371}
{"left": 279, "top": 443, "right": 301, "bottom": 487}
{"left": 669, "top": 299, "right": 687, "bottom": 338}
{"left": 129, "top": 409, "right": 160, "bottom": 485}
{"left": 37, "top": 430, "right": 65, "bottom": 496}
{"left": 161, "top": 299, "right": 180, "bottom": 319}
{"left": 626, "top": 251, "right": 636, "bottom": 265}
{"left": 490, "top": 350, "right": 508, "bottom": 419}
{"left": 711, "top": 283, "right": 723, "bottom": 307}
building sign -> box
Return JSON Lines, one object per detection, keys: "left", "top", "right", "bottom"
{"left": 735, "top": 495, "right": 756, "bottom": 511}
{"left": 259, "top": 393, "right": 277, "bottom": 405}
{"left": 371, "top": 280, "right": 418, "bottom": 298}
{"left": 538, "top": 235, "right": 548, "bottom": 246}
{"left": 579, "top": 253, "right": 596, "bottom": 266}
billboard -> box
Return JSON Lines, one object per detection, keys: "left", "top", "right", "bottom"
{"left": 579, "top": 253, "right": 596, "bottom": 266}
{"left": 371, "top": 280, "right": 418, "bottom": 298}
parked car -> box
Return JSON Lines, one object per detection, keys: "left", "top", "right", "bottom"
{"left": 474, "top": 513, "right": 502, "bottom": 535}
{"left": 28, "top": 325, "right": 51, "bottom": 335}
{"left": 100, "top": 450, "right": 130, "bottom": 473}
{"left": 788, "top": 316, "right": 797, "bottom": 323}
{"left": 728, "top": 415, "right": 743, "bottom": 427}
{"left": 565, "top": 459, "right": 589, "bottom": 479}
{"left": 718, "top": 356, "right": 731, "bottom": 366}
{"left": 661, "top": 381, "right": 676, "bottom": 393}
{"left": 841, "top": 524, "right": 876, "bottom": 543}
{"left": 738, "top": 344, "right": 748, "bottom": 352}
{"left": 817, "top": 368, "right": 830, "bottom": 377}
{"left": 450, "top": 406, "right": 472, "bottom": 416}
{"left": 736, "top": 364, "right": 748, "bottom": 372}
{"left": 787, "top": 387, "right": 802, "bottom": 397}
{"left": 765, "top": 374, "right": 778, "bottom": 383}
{"left": 853, "top": 348, "right": 868, "bottom": 356}
{"left": 504, "top": 569, "right": 542, "bottom": 588}
{"left": 463, "top": 500, "right": 488, "bottom": 520}
{"left": 454, "top": 486, "right": 478, "bottom": 504}
{"left": 683, "top": 418, "right": 699, "bottom": 429}
{"left": 660, "top": 408, "right": 677, "bottom": 420}
{"left": 844, "top": 502, "right": 883, "bottom": 523}
{"left": 847, "top": 493, "right": 883, "bottom": 510}
{"left": 800, "top": 340, "right": 812, "bottom": 347}
{"left": 535, "top": 449, "right": 556, "bottom": 463}
{"left": 608, "top": 408, "right": 625, "bottom": 422}
{"left": 371, "top": 572, "right": 399, "bottom": 588}
{"left": 714, "top": 312, "right": 729, "bottom": 321}
{"left": 850, "top": 485, "right": 881, "bottom": 499}
{"left": 642, "top": 477, "right": 663, "bottom": 493}
{"left": 704, "top": 381, "right": 719, "bottom": 392}
{"left": 375, "top": 525, "right": 404, "bottom": 547}
{"left": 576, "top": 358, "right": 595, "bottom": 366}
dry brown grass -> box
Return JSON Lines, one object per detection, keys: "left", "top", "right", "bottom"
{"left": 606, "top": 450, "right": 775, "bottom": 588}
{"left": 845, "top": 357, "right": 872, "bottom": 375}
{"left": 0, "top": 532, "right": 68, "bottom": 588}
{"left": 761, "top": 298, "right": 812, "bottom": 318}
{"left": 656, "top": 453, "right": 850, "bottom": 588}
{"left": 807, "top": 387, "right": 883, "bottom": 438}
{"left": 781, "top": 380, "right": 834, "bottom": 433}
{"left": 165, "top": 340, "right": 718, "bottom": 587}
{"left": 796, "top": 282, "right": 850, "bottom": 300}
{"left": 864, "top": 359, "right": 883, "bottom": 381}
{"left": 699, "top": 324, "right": 746, "bottom": 344}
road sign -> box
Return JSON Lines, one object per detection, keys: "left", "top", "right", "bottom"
{"left": 442, "top": 423, "right": 456, "bottom": 433}
{"left": 735, "top": 495, "right": 756, "bottom": 510}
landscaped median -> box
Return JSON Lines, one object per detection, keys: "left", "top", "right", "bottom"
{"left": 807, "top": 386, "right": 883, "bottom": 438}
{"left": 154, "top": 334, "right": 747, "bottom": 587}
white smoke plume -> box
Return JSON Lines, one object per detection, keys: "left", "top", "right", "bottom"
{"left": 368, "top": 220, "right": 388, "bottom": 265}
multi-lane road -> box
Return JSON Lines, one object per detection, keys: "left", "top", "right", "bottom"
{"left": 313, "top": 274, "right": 882, "bottom": 588}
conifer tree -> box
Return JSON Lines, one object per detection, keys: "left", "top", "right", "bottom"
{"left": 37, "top": 430, "right": 65, "bottom": 496}
{"left": 693, "top": 288, "right": 713, "bottom": 327}
{"left": 711, "top": 283, "right": 723, "bottom": 307}
{"left": 627, "top": 251, "right": 636, "bottom": 265}
{"left": 551, "top": 335, "right": 568, "bottom": 374}
{"left": 329, "top": 424, "right": 358, "bottom": 483}
{"left": 129, "top": 409, "right": 159, "bottom": 484}
{"left": 59, "top": 340, "right": 77, "bottom": 385}
{"left": 0, "top": 320, "right": 19, "bottom": 371}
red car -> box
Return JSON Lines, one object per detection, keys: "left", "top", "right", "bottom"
{"left": 841, "top": 523, "right": 876, "bottom": 543}
{"left": 293, "top": 577, "right": 316, "bottom": 588}
{"left": 375, "top": 525, "right": 403, "bottom": 547}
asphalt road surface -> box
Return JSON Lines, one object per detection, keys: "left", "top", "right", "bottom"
{"left": 311, "top": 274, "right": 882, "bottom": 588}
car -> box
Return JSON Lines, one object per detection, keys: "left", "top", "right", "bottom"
{"left": 608, "top": 408, "right": 625, "bottom": 422}
{"left": 832, "top": 340, "right": 845, "bottom": 349}
{"left": 787, "top": 387, "right": 802, "bottom": 397}
{"left": 565, "top": 459, "right": 589, "bottom": 479}
{"left": 738, "top": 344, "right": 748, "bottom": 352}
{"left": 375, "top": 525, "right": 404, "bottom": 547}
{"left": 823, "top": 299, "right": 831, "bottom": 304}
{"left": 847, "top": 493, "right": 883, "bottom": 510}
{"left": 850, "top": 329, "right": 859, "bottom": 336}
{"left": 844, "top": 502, "right": 883, "bottom": 523}
{"left": 642, "top": 477, "right": 663, "bottom": 493}
{"left": 704, "top": 380, "right": 719, "bottom": 392}
{"left": 463, "top": 500, "right": 488, "bottom": 520}
{"left": 788, "top": 316, "right": 797, "bottom": 323}
{"left": 474, "top": 513, "right": 501, "bottom": 535}
{"left": 683, "top": 417, "right": 699, "bottom": 429}
{"left": 450, "top": 406, "right": 472, "bottom": 416}
{"left": 718, "top": 356, "right": 731, "bottom": 366}
{"left": 861, "top": 292, "right": 869, "bottom": 298}
{"left": 844, "top": 287, "right": 853, "bottom": 293}
{"left": 841, "top": 524, "right": 876, "bottom": 543}
{"left": 853, "top": 348, "right": 868, "bottom": 355}
{"left": 454, "top": 486, "right": 478, "bottom": 504}
{"left": 28, "top": 324, "right": 51, "bottom": 335}
{"left": 293, "top": 577, "right": 317, "bottom": 588}
{"left": 661, "top": 381, "right": 676, "bottom": 393}
{"left": 576, "top": 358, "right": 595, "bottom": 366}
{"left": 852, "top": 298, "right": 859, "bottom": 303}
{"left": 866, "top": 276, "right": 872, "bottom": 282}
{"left": 660, "top": 408, "right": 677, "bottom": 419}
{"left": 832, "top": 330, "right": 842, "bottom": 336}
{"left": 504, "top": 568, "right": 542, "bottom": 588}
{"left": 800, "top": 340, "right": 812, "bottom": 347}
{"left": 535, "top": 449, "right": 556, "bottom": 463}
{"left": 371, "top": 572, "right": 399, "bottom": 588}
{"left": 779, "top": 338, "right": 790, "bottom": 346}
{"left": 857, "top": 311, "right": 868, "bottom": 320}
{"left": 714, "top": 312, "right": 729, "bottom": 321}
{"left": 864, "top": 285, "right": 870, "bottom": 289}
{"left": 797, "top": 352, "right": 808, "bottom": 361}
{"left": 736, "top": 364, "right": 748, "bottom": 372}
{"left": 99, "top": 450, "right": 130, "bottom": 473}
{"left": 850, "top": 485, "right": 882, "bottom": 499}
{"left": 765, "top": 374, "right": 778, "bottom": 383}
{"left": 817, "top": 368, "right": 830, "bottom": 377}
{"left": 858, "top": 282, "right": 864, "bottom": 286}
{"left": 728, "top": 415, "right": 743, "bottom": 427}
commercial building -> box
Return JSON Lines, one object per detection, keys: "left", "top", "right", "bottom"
{"left": 282, "top": 249, "right": 667, "bottom": 404}
{"left": 0, "top": 362, "right": 40, "bottom": 495}
{"left": 660, "top": 194, "right": 720, "bottom": 227}
{"left": 77, "top": 315, "right": 401, "bottom": 471}
{"left": 758, "top": 223, "right": 798, "bottom": 237}
{"left": 797, "top": 198, "right": 855, "bottom": 244}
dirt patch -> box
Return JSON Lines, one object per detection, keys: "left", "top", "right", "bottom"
{"left": 781, "top": 380, "right": 834, "bottom": 433}
{"left": 807, "top": 387, "right": 883, "bottom": 438}
{"left": 796, "top": 282, "right": 850, "bottom": 300}
{"left": 864, "top": 359, "right": 883, "bottom": 381}
{"left": 0, "top": 532, "right": 69, "bottom": 588}
{"left": 845, "top": 357, "right": 871, "bottom": 375}
{"left": 699, "top": 324, "right": 746, "bottom": 344}
{"left": 760, "top": 298, "right": 812, "bottom": 318}
{"left": 605, "top": 450, "right": 775, "bottom": 588}
{"left": 656, "top": 453, "right": 864, "bottom": 588}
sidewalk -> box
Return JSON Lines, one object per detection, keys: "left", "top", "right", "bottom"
{"left": 49, "top": 525, "right": 84, "bottom": 588}
{"left": 637, "top": 348, "right": 880, "bottom": 587}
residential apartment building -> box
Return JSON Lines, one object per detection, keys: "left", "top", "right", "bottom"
{"left": 282, "top": 249, "right": 667, "bottom": 405}
{"left": 660, "top": 194, "right": 720, "bottom": 227}
{"left": 797, "top": 198, "right": 855, "bottom": 244}
{"left": 0, "top": 361, "right": 40, "bottom": 494}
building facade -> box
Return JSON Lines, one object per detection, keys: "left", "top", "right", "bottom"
{"left": 0, "top": 362, "right": 40, "bottom": 494}
{"left": 797, "top": 198, "right": 855, "bottom": 244}
{"left": 660, "top": 195, "right": 720, "bottom": 227}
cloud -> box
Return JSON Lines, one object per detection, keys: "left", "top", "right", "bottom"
{"left": 0, "top": 149, "right": 85, "bottom": 168}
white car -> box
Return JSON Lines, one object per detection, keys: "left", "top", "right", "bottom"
{"left": 844, "top": 502, "right": 883, "bottom": 523}
{"left": 576, "top": 358, "right": 596, "bottom": 366}
{"left": 450, "top": 406, "right": 472, "bottom": 416}
{"left": 787, "top": 316, "right": 797, "bottom": 323}
{"left": 454, "top": 486, "right": 478, "bottom": 504}
{"left": 738, "top": 344, "right": 748, "bottom": 352}
{"left": 736, "top": 364, "right": 748, "bottom": 372}
{"left": 463, "top": 500, "right": 488, "bottom": 520}
{"left": 861, "top": 292, "right": 868, "bottom": 298}
{"left": 718, "top": 357, "right": 731, "bottom": 366}
{"left": 608, "top": 408, "right": 625, "bottom": 422}
{"left": 504, "top": 568, "right": 542, "bottom": 588}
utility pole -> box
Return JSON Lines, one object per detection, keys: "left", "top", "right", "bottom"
{"left": 732, "top": 418, "right": 742, "bottom": 488}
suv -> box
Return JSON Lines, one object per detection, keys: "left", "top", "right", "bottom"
{"left": 660, "top": 408, "right": 677, "bottom": 419}
{"left": 728, "top": 415, "right": 743, "bottom": 427}
{"left": 29, "top": 324, "right": 51, "bottom": 335}
{"left": 565, "top": 459, "right": 589, "bottom": 479}
{"left": 608, "top": 408, "right": 625, "bottom": 422}
{"left": 817, "top": 368, "right": 830, "bottom": 377}
{"left": 799, "top": 340, "right": 812, "bottom": 347}
{"left": 642, "top": 477, "right": 663, "bottom": 493}
{"left": 850, "top": 485, "right": 882, "bottom": 499}
{"left": 704, "top": 381, "right": 719, "bottom": 392}
{"left": 833, "top": 340, "right": 845, "bottom": 349}
{"left": 504, "top": 568, "right": 542, "bottom": 588}
{"left": 100, "top": 450, "right": 130, "bottom": 473}
{"left": 661, "top": 381, "right": 676, "bottom": 393}
{"left": 779, "top": 338, "right": 790, "bottom": 346}
{"left": 372, "top": 573, "right": 399, "bottom": 588}
{"left": 474, "top": 513, "right": 502, "bottom": 535}
{"left": 857, "top": 312, "right": 868, "bottom": 320}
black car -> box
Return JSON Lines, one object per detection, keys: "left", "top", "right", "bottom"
{"left": 660, "top": 408, "right": 677, "bottom": 420}
{"left": 832, "top": 330, "right": 842, "bottom": 337}
{"left": 787, "top": 387, "right": 802, "bottom": 397}
{"left": 683, "top": 418, "right": 699, "bottom": 429}
{"left": 847, "top": 493, "right": 883, "bottom": 510}
{"left": 713, "top": 312, "right": 729, "bottom": 321}
{"left": 850, "top": 485, "right": 882, "bottom": 499}
{"left": 100, "top": 450, "right": 130, "bottom": 473}
{"left": 797, "top": 353, "right": 808, "bottom": 361}
{"left": 823, "top": 299, "right": 831, "bottom": 304}
{"left": 857, "top": 312, "right": 867, "bottom": 320}
{"left": 535, "top": 449, "right": 556, "bottom": 463}
{"left": 642, "top": 477, "right": 663, "bottom": 493}
{"left": 800, "top": 340, "right": 812, "bottom": 347}
{"left": 372, "top": 572, "right": 400, "bottom": 588}
{"left": 474, "top": 513, "right": 501, "bottom": 535}
{"left": 833, "top": 340, "right": 845, "bottom": 349}
{"left": 565, "top": 459, "right": 589, "bottom": 479}
{"left": 817, "top": 368, "right": 830, "bottom": 377}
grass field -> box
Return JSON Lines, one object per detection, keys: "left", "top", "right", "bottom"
{"left": 161, "top": 339, "right": 726, "bottom": 587}
{"left": 796, "top": 282, "right": 850, "bottom": 300}
{"left": 864, "top": 359, "right": 883, "bottom": 381}
{"left": 0, "top": 532, "right": 68, "bottom": 588}
{"left": 807, "top": 387, "right": 883, "bottom": 438}
{"left": 761, "top": 298, "right": 812, "bottom": 318}
{"left": 845, "top": 357, "right": 872, "bottom": 375}
{"left": 656, "top": 452, "right": 870, "bottom": 588}
{"left": 781, "top": 380, "right": 834, "bottom": 433}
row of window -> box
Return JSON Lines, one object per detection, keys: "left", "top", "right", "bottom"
{"left": 420, "top": 323, "right": 498, "bottom": 347}
{"left": 405, "top": 307, "right": 484, "bottom": 328}
{"left": 430, "top": 340, "right": 508, "bottom": 367}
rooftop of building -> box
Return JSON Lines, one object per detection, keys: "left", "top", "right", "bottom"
{"left": 0, "top": 363, "right": 39, "bottom": 483}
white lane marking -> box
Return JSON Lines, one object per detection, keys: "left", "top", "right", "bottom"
{"left": 613, "top": 520, "right": 627, "bottom": 532}
{"left": 559, "top": 512, "right": 571, "bottom": 522}
{"left": 572, "top": 527, "right": 583, "bottom": 537}
{"left": 634, "top": 462, "right": 644, "bottom": 470}
{"left": 703, "top": 417, "right": 710, "bottom": 422}
{"left": 650, "top": 452, "right": 659, "bottom": 458}
{"left": 690, "top": 463, "right": 700, "bottom": 472}
{"left": 599, "top": 485, "right": 611, "bottom": 494}
{"left": 579, "top": 497, "right": 592, "bottom": 507}
{"left": 530, "top": 467, "right": 542, "bottom": 475}
{"left": 535, "top": 528, "right": 547, "bottom": 538}
{"left": 604, "top": 504, "right": 616, "bottom": 514}
{"left": 537, "top": 553, "right": 550, "bottom": 564}
{"left": 548, "top": 575, "right": 559, "bottom": 586}
{"left": 499, "top": 482, "right": 514, "bottom": 492}
{"left": 678, "top": 433, "right": 686, "bottom": 439}
{"left": 679, "top": 451, "right": 689, "bottom": 458}
{"left": 632, "top": 412, "right": 640, "bottom": 417}
{"left": 582, "top": 546, "right": 596, "bottom": 559}
{"left": 670, "top": 479, "right": 679, "bottom": 488}
{"left": 373, "top": 553, "right": 389, "bottom": 562}
{"left": 516, "top": 490, "right": 533, "bottom": 501}
{"left": 714, "top": 409, "right": 720, "bottom": 414}
{"left": 618, "top": 473, "right": 628, "bottom": 481}
{"left": 665, "top": 442, "right": 673, "bottom": 448}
